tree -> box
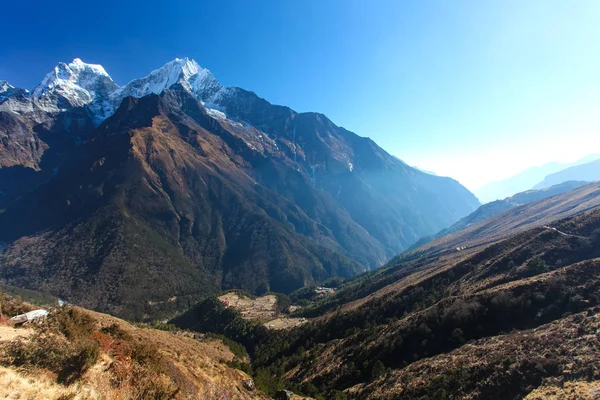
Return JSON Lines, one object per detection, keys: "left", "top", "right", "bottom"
{"left": 450, "top": 328, "right": 465, "bottom": 345}
{"left": 371, "top": 360, "right": 386, "bottom": 380}
{"left": 507, "top": 260, "right": 517, "bottom": 276}
{"left": 527, "top": 256, "right": 549, "bottom": 275}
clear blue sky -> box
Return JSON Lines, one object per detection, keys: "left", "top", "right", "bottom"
{"left": 2, "top": 0, "right": 599, "bottom": 190}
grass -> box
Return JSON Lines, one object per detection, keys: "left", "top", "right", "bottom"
{"left": 0, "top": 299, "right": 268, "bottom": 399}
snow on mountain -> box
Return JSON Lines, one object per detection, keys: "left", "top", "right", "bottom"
{"left": 0, "top": 80, "right": 12, "bottom": 93}
{"left": 116, "top": 57, "right": 227, "bottom": 109}
{"left": 0, "top": 81, "right": 29, "bottom": 102}
{"left": 32, "top": 58, "right": 117, "bottom": 107}
{"left": 1, "top": 57, "right": 233, "bottom": 124}
{"left": 117, "top": 58, "right": 201, "bottom": 99}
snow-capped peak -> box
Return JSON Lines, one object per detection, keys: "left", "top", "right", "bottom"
{"left": 116, "top": 57, "right": 218, "bottom": 99}
{"left": 0, "top": 80, "right": 29, "bottom": 103}
{"left": 0, "top": 80, "right": 13, "bottom": 92}
{"left": 3, "top": 57, "right": 230, "bottom": 124}
{"left": 69, "top": 58, "right": 111, "bottom": 79}
{"left": 32, "top": 58, "right": 117, "bottom": 108}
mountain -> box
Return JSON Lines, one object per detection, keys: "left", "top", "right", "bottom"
{"left": 0, "top": 81, "right": 28, "bottom": 102}
{"left": 409, "top": 180, "right": 590, "bottom": 248}
{"left": 0, "top": 58, "right": 479, "bottom": 319}
{"left": 171, "top": 182, "right": 600, "bottom": 399}
{"left": 533, "top": 158, "right": 600, "bottom": 189}
{"left": 474, "top": 154, "right": 600, "bottom": 203}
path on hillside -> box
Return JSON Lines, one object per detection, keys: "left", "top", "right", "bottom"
{"left": 543, "top": 226, "right": 587, "bottom": 239}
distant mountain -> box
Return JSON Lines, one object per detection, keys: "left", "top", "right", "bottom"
{"left": 419, "top": 180, "right": 590, "bottom": 244}
{"left": 533, "top": 158, "right": 600, "bottom": 189}
{"left": 0, "top": 58, "right": 479, "bottom": 319}
{"left": 474, "top": 154, "right": 600, "bottom": 203}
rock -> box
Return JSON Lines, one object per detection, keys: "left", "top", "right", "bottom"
{"left": 274, "top": 389, "right": 294, "bottom": 400}
{"left": 242, "top": 379, "right": 255, "bottom": 391}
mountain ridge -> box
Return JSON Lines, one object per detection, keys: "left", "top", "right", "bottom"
{"left": 533, "top": 159, "right": 600, "bottom": 190}
{"left": 474, "top": 154, "right": 600, "bottom": 203}
{"left": 0, "top": 58, "right": 479, "bottom": 319}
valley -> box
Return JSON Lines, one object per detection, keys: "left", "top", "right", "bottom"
{"left": 0, "top": 52, "right": 598, "bottom": 400}
{"left": 0, "top": 58, "right": 479, "bottom": 321}
{"left": 164, "top": 184, "right": 600, "bottom": 398}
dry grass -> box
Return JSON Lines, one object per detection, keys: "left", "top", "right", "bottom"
{"left": 0, "top": 366, "right": 98, "bottom": 400}
{"left": 525, "top": 380, "right": 600, "bottom": 399}
{"left": 0, "top": 325, "right": 32, "bottom": 343}
{"left": 0, "top": 306, "right": 268, "bottom": 400}
{"left": 263, "top": 317, "right": 306, "bottom": 330}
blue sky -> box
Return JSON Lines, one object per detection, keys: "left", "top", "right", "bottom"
{"left": 2, "top": 0, "right": 599, "bottom": 190}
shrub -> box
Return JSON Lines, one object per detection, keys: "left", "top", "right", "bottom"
{"left": 52, "top": 307, "right": 97, "bottom": 341}
{"left": 130, "top": 341, "right": 163, "bottom": 368}
{"left": 100, "top": 323, "right": 132, "bottom": 340}
{"left": 0, "top": 292, "right": 33, "bottom": 318}
{"left": 0, "top": 331, "right": 99, "bottom": 383}
{"left": 450, "top": 328, "right": 465, "bottom": 345}
{"left": 57, "top": 339, "right": 100, "bottom": 384}
{"left": 370, "top": 360, "right": 386, "bottom": 380}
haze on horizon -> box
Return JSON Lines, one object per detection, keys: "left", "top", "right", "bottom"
{"left": 2, "top": 0, "right": 599, "bottom": 191}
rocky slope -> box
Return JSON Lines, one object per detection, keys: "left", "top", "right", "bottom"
{"left": 0, "top": 58, "right": 478, "bottom": 319}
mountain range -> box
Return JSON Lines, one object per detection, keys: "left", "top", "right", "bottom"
{"left": 407, "top": 180, "right": 591, "bottom": 250}
{"left": 474, "top": 154, "right": 600, "bottom": 203}
{"left": 0, "top": 58, "right": 479, "bottom": 319}
{"left": 533, "top": 158, "right": 600, "bottom": 190}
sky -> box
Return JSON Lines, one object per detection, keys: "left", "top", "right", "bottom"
{"left": 2, "top": 0, "right": 600, "bottom": 190}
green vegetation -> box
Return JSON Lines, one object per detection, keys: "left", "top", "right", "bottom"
{"left": 0, "top": 282, "right": 56, "bottom": 307}
{"left": 168, "top": 209, "right": 600, "bottom": 399}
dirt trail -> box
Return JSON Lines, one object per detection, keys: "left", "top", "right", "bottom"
{"left": 543, "top": 225, "right": 587, "bottom": 239}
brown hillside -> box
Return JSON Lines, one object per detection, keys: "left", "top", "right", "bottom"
{"left": 0, "top": 299, "right": 267, "bottom": 400}
{"left": 237, "top": 205, "right": 600, "bottom": 399}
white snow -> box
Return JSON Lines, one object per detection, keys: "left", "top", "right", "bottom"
{"left": 0, "top": 80, "right": 13, "bottom": 93}
{"left": 205, "top": 107, "right": 227, "bottom": 120}
{"left": 3, "top": 57, "right": 238, "bottom": 125}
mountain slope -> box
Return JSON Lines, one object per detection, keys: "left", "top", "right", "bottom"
{"left": 292, "top": 181, "right": 600, "bottom": 317}
{"left": 533, "top": 158, "right": 600, "bottom": 189}
{"left": 0, "top": 90, "right": 370, "bottom": 320}
{"left": 178, "top": 196, "right": 600, "bottom": 399}
{"left": 0, "top": 293, "right": 268, "bottom": 399}
{"left": 0, "top": 58, "right": 479, "bottom": 251}
{"left": 0, "top": 58, "right": 479, "bottom": 318}
{"left": 410, "top": 180, "right": 590, "bottom": 249}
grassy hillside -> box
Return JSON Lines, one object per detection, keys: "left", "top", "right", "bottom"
{"left": 0, "top": 292, "right": 268, "bottom": 399}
